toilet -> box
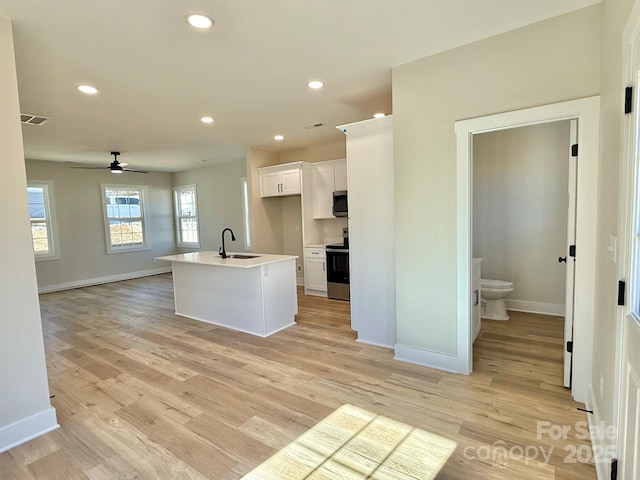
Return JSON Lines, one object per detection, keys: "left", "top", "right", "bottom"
{"left": 480, "top": 278, "right": 514, "bottom": 320}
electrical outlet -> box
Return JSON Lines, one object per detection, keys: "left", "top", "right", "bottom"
{"left": 296, "top": 265, "right": 302, "bottom": 272}
{"left": 600, "top": 375, "right": 604, "bottom": 397}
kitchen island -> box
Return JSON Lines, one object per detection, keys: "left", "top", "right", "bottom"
{"left": 155, "top": 251, "right": 298, "bottom": 337}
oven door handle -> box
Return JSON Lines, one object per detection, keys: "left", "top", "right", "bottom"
{"left": 326, "top": 248, "right": 349, "bottom": 253}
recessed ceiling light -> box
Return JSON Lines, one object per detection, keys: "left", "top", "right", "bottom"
{"left": 77, "top": 85, "right": 98, "bottom": 95}
{"left": 201, "top": 116, "right": 214, "bottom": 124}
{"left": 274, "top": 135, "right": 285, "bottom": 141}
{"left": 373, "top": 113, "right": 386, "bottom": 118}
{"left": 307, "top": 80, "right": 324, "bottom": 89}
{"left": 186, "top": 14, "right": 214, "bottom": 30}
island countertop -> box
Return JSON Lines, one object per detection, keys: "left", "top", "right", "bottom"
{"left": 155, "top": 251, "right": 298, "bottom": 269}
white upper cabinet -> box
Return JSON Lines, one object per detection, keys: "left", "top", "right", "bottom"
{"left": 334, "top": 163, "right": 348, "bottom": 191}
{"left": 312, "top": 158, "right": 347, "bottom": 219}
{"left": 258, "top": 163, "right": 303, "bottom": 197}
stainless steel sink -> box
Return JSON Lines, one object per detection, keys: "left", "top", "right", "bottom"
{"left": 226, "top": 254, "right": 260, "bottom": 259}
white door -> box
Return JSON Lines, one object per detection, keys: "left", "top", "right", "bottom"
{"left": 616, "top": 23, "right": 640, "bottom": 479}
{"left": 563, "top": 119, "right": 578, "bottom": 388}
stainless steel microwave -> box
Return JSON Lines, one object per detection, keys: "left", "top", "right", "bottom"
{"left": 332, "top": 190, "right": 348, "bottom": 217}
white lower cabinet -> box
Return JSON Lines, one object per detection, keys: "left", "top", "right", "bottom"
{"left": 304, "top": 247, "right": 327, "bottom": 296}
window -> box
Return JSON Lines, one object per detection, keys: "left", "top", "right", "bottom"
{"left": 27, "top": 181, "right": 59, "bottom": 261}
{"left": 173, "top": 184, "right": 200, "bottom": 247}
{"left": 241, "top": 177, "right": 251, "bottom": 250}
{"left": 101, "top": 184, "right": 149, "bottom": 254}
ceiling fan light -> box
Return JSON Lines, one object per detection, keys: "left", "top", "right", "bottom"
{"left": 111, "top": 169, "right": 123, "bottom": 174}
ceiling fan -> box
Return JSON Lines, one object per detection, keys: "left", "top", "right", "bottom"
{"left": 70, "top": 152, "right": 148, "bottom": 174}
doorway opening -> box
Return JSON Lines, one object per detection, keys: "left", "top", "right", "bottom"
{"left": 455, "top": 96, "right": 600, "bottom": 404}
{"left": 471, "top": 120, "right": 575, "bottom": 389}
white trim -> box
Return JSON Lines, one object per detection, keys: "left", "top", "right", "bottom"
{"left": 0, "top": 407, "right": 59, "bottom": 454}
{"left": 455, "top": 96, "right": 600, "bottom": 404}
{"left": 588, "top": 385, "right": 611, "bottom": 480}
{"left": 394, "top": 344, "right": 459, "bottom": 373}
{"left": 37, "top": 266, "right": 171, "bottom": 294}
{"left": 504, "top": 300, "right": 564, "bottom": 317}
{"left": 357, "top": 339, "right": 394, "bottom": 349}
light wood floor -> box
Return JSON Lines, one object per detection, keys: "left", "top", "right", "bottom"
{"left": 0, "top": 274, "right": 596, "bottom": 479}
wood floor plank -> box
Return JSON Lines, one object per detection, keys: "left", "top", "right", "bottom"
{"left": 0, "top": 274, "right": 596, "bottom": 479}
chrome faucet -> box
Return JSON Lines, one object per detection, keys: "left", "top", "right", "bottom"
{"left": 219, "top": 228, "right": 236, "bottom": 258}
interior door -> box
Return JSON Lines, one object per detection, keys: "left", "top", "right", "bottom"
{"left": 617, "top": 29, "right": 640, "bottom": 479}
{"left": 563, "top": 119, "right": 578, "bottom": 388}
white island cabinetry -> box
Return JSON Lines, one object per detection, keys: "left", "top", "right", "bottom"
{"left": 156, "top": 252, "right": 298, "bottom": 337}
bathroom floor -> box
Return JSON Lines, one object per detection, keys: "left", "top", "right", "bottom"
{"left": 474, "top": 310, "right": 565, "bottom": 387}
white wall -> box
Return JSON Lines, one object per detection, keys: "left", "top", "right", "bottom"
{"left": 282, "top": 196, "right": 304, "bottom": 283}
{"left": 25, "top": 160, "right": 175, "bottom": 292}
{"left": 341, "top": 116, "right": 396, "bottom": 348}
{"left": 246, "top": 147, "right": 284, "bottom": 255}
{"left": 392, "top": 6, "right": 600, "bottom": 360}
{"left": 173, "top": 160, "right": 247, "bottom": 253}
{"left": 473, "top": 121, "right": 570, "bottom": 312}
{"left": 0, "top": 16, "right": 58, "bottom": 452}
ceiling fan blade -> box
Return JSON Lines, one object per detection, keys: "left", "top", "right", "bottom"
{"left": 68, "top": 152, "right": 147, "bottom": 173}
{"left": 69, "top": 165, "right": 109, "bottom": 169}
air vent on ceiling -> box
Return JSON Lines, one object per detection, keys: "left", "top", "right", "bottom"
{"left": 304, "top": 123, "right": 325, "bottom": 129}
{"left": 20, "top": 113, "right": 51, "bottom": 126}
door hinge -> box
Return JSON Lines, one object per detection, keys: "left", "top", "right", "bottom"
{"left": 618, "top": 281, "right": 626, "bottom": 306}
{"left": 569, "top": 245, "right": 576, "bottom": 257}
{"left": 566, "top": 341, "right": 573, "bottom": 353}
{"left": 571, "top": 144, "right": 578, "bottom": 157}
{"left": 611, "top": 458, "right": 618, "bottom": 480}
{"left": 625, "top": 86, "right": 633, "bottom": 114}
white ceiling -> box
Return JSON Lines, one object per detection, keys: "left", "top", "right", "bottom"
{"left": 1, "top": 0, "right": 599, "bottom": 172}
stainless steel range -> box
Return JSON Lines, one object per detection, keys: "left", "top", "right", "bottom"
{"left": 326, "top": 232, "right": 349, "bottom": 301}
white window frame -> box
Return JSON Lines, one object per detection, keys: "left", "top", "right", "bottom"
{"left": 101, "top": 183, "right": 150, "bottom": 254}
{"left": 173, "top": 184, "right": 200, "bottom": 248}
{"left": 241, "top": 177, "right": 251, "bottom": 250}
{"left": 27, "top": 180, "right": 60, "bottom": 261}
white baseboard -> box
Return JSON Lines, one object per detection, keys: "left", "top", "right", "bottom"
{"left": 505, "top": 299, "right": 564, "bottom": 316}
{"left": 587, "top": 384, "right": 610, "bottom": 480}
{"left": 356, "top": 338, "right": 394, "bottom": 349}
{"left": 304, "top": 288, "right": 328, "bottom": 298}
{"left": 394, "top": 344, "right": 459, "bottom": 373}
{"left": 0, "top": 407, "right": 59, "bottom": 453}
{"left": 38, "top": 266, "right": 172, "bottom": 294}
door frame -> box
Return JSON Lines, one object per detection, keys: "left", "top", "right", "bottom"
{"left": 454, "top": 96, "right": 600, "bottom": 404}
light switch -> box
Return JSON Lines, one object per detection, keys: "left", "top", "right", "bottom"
{"left": 608, "top": 234, "right": 617, "bottom": 263}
